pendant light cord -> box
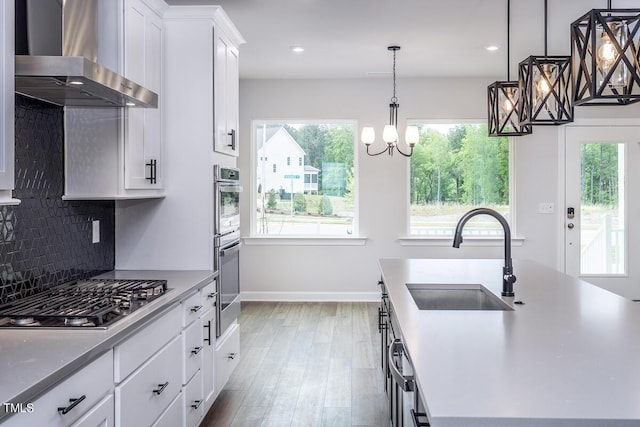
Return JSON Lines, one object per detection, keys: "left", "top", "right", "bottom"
{"left": 544, "top": 0, "right": 548, "bottom": 57}
{"left": 391, "top": 49, "right": 397, "bottom": 103}
{"left": 507, "top": 0, "right": 511, "bottom": 80}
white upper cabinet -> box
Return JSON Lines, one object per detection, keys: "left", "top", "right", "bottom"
{"left": 0, "top": 0, "right": 18, "bottom": 205}
{"left": 64, "top": 0, "right": 167, "bottom": 200}
{"left": 214, "top": 31, "right": 241, "bottom": 157}
{"left": 123, "top": 0, "right": 164, "bottom": 189}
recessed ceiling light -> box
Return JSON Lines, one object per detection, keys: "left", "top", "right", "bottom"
{"left": 290, "top": 45, "right": 305, "bottom": 53}
{"left": 68, "top": 80, "right": 84, "bottom": 85}
{"left": 125, "top": 102, "right": 136, "bottom": 107}
{"left": 485, "top": 45, "right": 500, "bottom": 52}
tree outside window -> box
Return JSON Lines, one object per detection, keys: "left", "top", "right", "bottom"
{"left": 254, "top": 121, "right": 356, "bottom": 236}
{"left": 409, "top": 123, "right": 511, "bottom": 237}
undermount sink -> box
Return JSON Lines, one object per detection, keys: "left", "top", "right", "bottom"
{"left": 406, "top": 283, "right": 514, "bottom": 311}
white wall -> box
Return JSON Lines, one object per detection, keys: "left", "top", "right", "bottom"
{"left": 237, "top": 77, "right": 554, "bottom": 299}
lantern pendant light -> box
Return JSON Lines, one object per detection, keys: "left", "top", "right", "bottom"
{"left": 518, "top": 0, "right": 573, "bottom": 125}
{"left": 571, "top": 1, "right": 640, "bottom": 105}
{"left": 488, "top": 0, "right": 532, "bottom": 136}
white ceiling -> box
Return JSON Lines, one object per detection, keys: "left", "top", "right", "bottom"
{"left": 165, "top": 0, "right": 638, "bottom": 80}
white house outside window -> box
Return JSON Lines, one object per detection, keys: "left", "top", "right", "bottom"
{"left": 253, "top": 121, "right": 357, "bottom": 236}
{"left": 409, "top": 122, "right": 512, "bottom": 237}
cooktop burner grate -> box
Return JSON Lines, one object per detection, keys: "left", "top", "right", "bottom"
{"left": 0, "top": 279, "right": 169, "bottom": 328}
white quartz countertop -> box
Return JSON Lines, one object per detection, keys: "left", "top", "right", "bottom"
{"left": 0, "top": 270, "right": 215, "bottom": 422}
{"left": 378, "top": 258, "right": 640, "bottom": 427}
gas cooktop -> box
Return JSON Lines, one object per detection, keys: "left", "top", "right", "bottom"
{"left": 0, "top": 279, "right": 170, "bottom": 329}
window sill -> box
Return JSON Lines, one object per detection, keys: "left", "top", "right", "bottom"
{"left": 243, "top": 236, "right": 368, "bottom": 246}
{"left": 398, "top": 236, "right": 525, "bottom": 247}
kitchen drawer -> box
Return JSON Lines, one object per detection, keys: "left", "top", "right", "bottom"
{"left": 69, "top": 394, "right": 114, "bottom": 427}
{"left": 215, "top": 322, "right": 239, "bottom": 393}
{"left": 151, "top": 391, "right": 182, "bottom": 427}
{"left": 184, "top": 370, "right": 204, "bottom": 427}
{"left": 114, "top": 304, "right": 181, "bottom": 382}
{"left": 182, "top": 317, "right": 203, "bottom": 385}
{"left": 3, "top": 351, "right": 113, "bottom": 427}
{"left": 182, "top": 291, "right": 202, "bottom": 327}
{"left": 115, "top": 335, "right": 182, "bottom": 427}
{"left": 200, "top": 280, "right": 217, "bottom": 310}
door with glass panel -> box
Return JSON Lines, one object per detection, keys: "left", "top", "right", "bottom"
{"left": 565, "top": 126, "right": 640, "bottom": 300}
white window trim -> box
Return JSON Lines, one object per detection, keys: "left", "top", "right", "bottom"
{"left": 403, "top": 119, "right": 520, "bottom": 245}
{"left": 250, "top": 119, "right": 360, "bottom": 238}
{"left": 243, "top": 236, "right": 368, "bottom": 246}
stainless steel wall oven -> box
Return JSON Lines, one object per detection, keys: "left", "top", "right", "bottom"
{"left": 214, "top": 165, "right": 241, "bottom": 337}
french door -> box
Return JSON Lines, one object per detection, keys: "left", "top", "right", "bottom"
{"left": 564, "top": 126, "right": 640, "bottom": 300}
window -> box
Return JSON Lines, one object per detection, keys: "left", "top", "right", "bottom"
{"left": 254, "top": 121, "right": 356, "bottom": 236}
{"left": 409, "top": 122, "right": 511, "bottom": 237}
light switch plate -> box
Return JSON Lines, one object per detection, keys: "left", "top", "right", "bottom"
{"left": 92, "top": 220, "right": 100, "bottom": 243}
{"left": 539, "top": 203, "right": 554, "bottom": 214}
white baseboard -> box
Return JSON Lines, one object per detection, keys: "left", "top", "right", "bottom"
{"left": 240, "top": 291, "right": 380, "bottom": 302}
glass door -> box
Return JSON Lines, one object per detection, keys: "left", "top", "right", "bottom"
{"left": 565, "top": 126, "right": 640, "bottom": 299}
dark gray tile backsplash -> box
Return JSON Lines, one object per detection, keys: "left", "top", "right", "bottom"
{"left": 0, "top": 96, "right": 115, "bottom": 304}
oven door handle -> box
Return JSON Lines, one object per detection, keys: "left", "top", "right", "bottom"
{"left": 218, "top": 184, "right": 243, "bottom": 193}
{"left": 220, "top": 241, "right": 241, "bottom": 257}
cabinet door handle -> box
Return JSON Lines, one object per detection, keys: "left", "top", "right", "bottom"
{"left": 153, "top": 382, "right": 169, "bottom": 395}
{"left": 227, "top": 352, "right": 237, "bottom": 360}
{"left": 203, "top": 320, "right": 212, "bottom": 345}
{"left": 227, "top": 129, "right": 236, "bottom": 150}
{"left": 411, "top": 409, "right": 431, "bottom": 426}
{"left": 207, "top": 292, "right": 216, "bottom": 299}
{"left": 191, "top": 400, "right": 203, "bottom": 410}
{"left": 190, "top": 305, "right": 202, "bottom": 313}
{"left": 145, "top": 159, "right": 157, "bottom": 184}
{"left": 191, "top": 346, "right": 203, "bottom": 355}
{"left": 388, "top": 339, "right": 415, "bottom": 392}
{"left": 57, "top": 395, "right": 86, "bottom": 415}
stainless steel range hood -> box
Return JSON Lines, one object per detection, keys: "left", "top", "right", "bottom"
{"left": 15, "top": 0, "right": 158, "bottom": 108}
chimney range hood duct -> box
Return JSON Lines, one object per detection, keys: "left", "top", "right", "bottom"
{"left": 15, "top": 0, "right": 158, "bottom": 108}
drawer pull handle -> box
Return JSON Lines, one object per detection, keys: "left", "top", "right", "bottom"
{"left": 190, "top": 305, "right": 203, "bottom": 313}
{"left": 192, "top": 346, "right": 203, "bottom": 355}
{"left": 191, "top": 400, "right": 203, "bottom": 410}
{"left": 207, "top": 292, "right": 216, "bottom": 299}
{"left": 227, "top": 352, "right": 237, "bottom": 360}
{"left": 153, "top": 382, "right": 169, "bottom": 395}
{"left": 58, "top": 395, "right": 86, "bottom": 415}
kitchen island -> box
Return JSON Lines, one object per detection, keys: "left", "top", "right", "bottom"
{"left": 0, "top": 270, "right": 216, "bottom": 424}
{"left": 379, "top": 258, "right": 640, "bottom": 427}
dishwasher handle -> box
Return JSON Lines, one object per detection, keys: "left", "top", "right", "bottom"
{"left": 388, "top": 338, "right": 415, "bottom": 392}
{"left": 220, "top": 241, "right": 240, "bottom": 257}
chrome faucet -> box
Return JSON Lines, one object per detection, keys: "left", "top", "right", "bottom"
{"left": 452, "top": 208, "right": 516, "bottom": 297}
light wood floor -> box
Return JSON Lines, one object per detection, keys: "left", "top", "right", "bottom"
{"left": 201, "top": 301, "right": 388, "bottom": 426}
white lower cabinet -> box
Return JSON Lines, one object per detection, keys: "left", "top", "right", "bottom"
{"left": 151, "top": 392, "right": 182, "bottom": 427}
{"left": 3, "top": 280, "right": 228, "bottom": 427}
{"left": 70, "top": 394, "right": 115, "bottom": 427}
{"left": 2, "top": 351, "right": 113, "bottom": 427}
{"left": 184, "top": 371, "right": 204, "bottom": 427}
{"left": 215, "top": 322, "right": 240, "bottom": 394}
{"left": 201, "top": 307, "right": 216, "bottom": 412}
{"left": 115, "top": 335, "right": 182, "bottom": 427}
{"left": 183, "top": 317, "right": 204, "bottom": 385}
